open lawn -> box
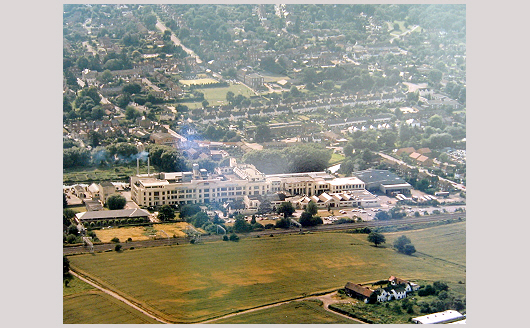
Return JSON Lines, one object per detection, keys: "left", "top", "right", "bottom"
{"left": 68, "top": 223, "right": 465, "bottom": 323}
{"left": 64, "top": 291, "right": 160, "bottom": 324}
{"left": 95, "top": 222, "right": 190, "bottom": 243}
{"left": 214, "top": 300, "right": 359, "bottom": 324}
{"left": 329, "top": 153, "right": 346, "bottom": 165}
{"left": 178, "top": 83, "right": 255, "bottom": 109}
{"left": 261, "top": 72, "right": 291, "bottom": 83}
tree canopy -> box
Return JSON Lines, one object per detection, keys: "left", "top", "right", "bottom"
{"left": 394, "top": 235, "right": 416, "bottom": 255}
{"left": 106, "top": 194, "right": 127, "bottom": 210}
{"left": 367, "top": 232, "right": 386, "bottom": 247}
{"left": 158, "top": 205, "right": 175, "bottom": 221}
{"left": 277, "top": 201, "right": 295, "bottom": 218}
{"left": 242, "top": 144, "right": 332, "bottom": 174}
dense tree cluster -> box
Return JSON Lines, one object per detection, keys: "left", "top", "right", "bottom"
{"left": 146, "top": 144, "right": 188, "bottom": 172}
{"left": 393, "top": 235, "right": 416, "bottom": 255}
{"left": 158, "top": 205, "right": 176, "bottom": 221}
{"left": 106, "top": 194, "right": 127, "bottom": 210}
{"left": 242, "top": 144, "right": 332, "bottom": 174}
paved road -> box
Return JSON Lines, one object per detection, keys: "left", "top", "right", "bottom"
{"left": 64, "top": 212, "right": 465, "bottom": 255}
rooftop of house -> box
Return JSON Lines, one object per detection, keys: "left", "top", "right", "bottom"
{"left": 344, "top": 282, "right": 374, "bottom": 298}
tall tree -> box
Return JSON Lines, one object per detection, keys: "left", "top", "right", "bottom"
{"left": 306, "top": 201, "right": 318, "bottom": 216}
{"left": 277, "top": 201, "right": 295, "bottom": 218}
{"left": 367, "top": 232, "right": 386, "bottom": 247}
{"left": 106, "top": 194, "right": 127, "bottom": 210}
{"left": 158, "top": 205, "right": 175, "bottom": 221}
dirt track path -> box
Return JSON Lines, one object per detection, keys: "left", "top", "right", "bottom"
{"left": 69, "top": 271, "right": 171, "bottom": 324}
{"left": 201, "top": 291, "right": 366, "bottom": 324}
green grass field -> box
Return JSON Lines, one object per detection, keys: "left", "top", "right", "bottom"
{"left": 68, "top": 223, "right": 465, "bottom": 323}
{"left": 261, "top": 73, "right": 291, "bottom": 83}
{"left": 64, "top": 291, "right": 160, "bottom": 324}
{"left": 386, "top": 222, "right": 466, "bottom": 267}
{"left": 329, "top": 153, "right": 346, "bottom": 165}
{"left": 179, "top": 82, "right": 256, "bottom": 109}
{"left": 214, "top": 300, "right": 359, "bottom": 324}
{"left": 63, "top": 275, "right": 96, "bottom": 297}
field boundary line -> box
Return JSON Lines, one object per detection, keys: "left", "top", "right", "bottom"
{"left": 69, "top": 270, "right": 172, "bottom": 324}
{"left": 415, "top": 252, "right": 466, "bottom": 269}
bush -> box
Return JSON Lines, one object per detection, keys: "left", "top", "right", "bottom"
{"left": 418, "top": 284, "right": 436, "bottom": 296}
{"left": 275, "top": 217, "right": 291, "bottom": 229}
{"left": 433, "top": 281, "right": 449, "bottom": 292}
{"left": 66, "top": 234, "right": 78, "bottom": 244}
{"left": 335, "top": 217, "right": 355, "bottom": 224}
{"left": 264, "top": 223, "right": 275, "bottom": 229}
{"left": 229, "top": 233, "right": 239, "bottom": 242}
{"left": 114, "top": 244, "right": 122, "bottom": 251}
{"left": 437, "top": 290, "right": 449, "bottom": 300}
{"left": 111, "top": 237, "right": 120, "bottom": 243}
{"left": 127, "top": 237, "right": 132, "bottom": 242}
{"left": 222, "top": 235, "right": 229, "bottom": 241}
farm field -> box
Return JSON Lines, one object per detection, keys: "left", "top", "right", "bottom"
{"left": 64, "top": 291, "right": 160, "bottom": 324}
{"left": 385, "top": 222, "right": 466, "bottom": 267}
{"left": 213, "top": 300, "right": 359, "bottom": 324}
{"left": 95, "top": 222, "right": 189, "bottom": 243}
{"left": 68, "top": 223, "right": 465, "bottom": 323}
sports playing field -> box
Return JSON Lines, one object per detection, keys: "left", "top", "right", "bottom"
{"left": 67, "top": 223, "right": 465, "bottom": 323}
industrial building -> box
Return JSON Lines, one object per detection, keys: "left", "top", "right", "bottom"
{"left": 353, "top": 169, "right": 412, "bottom": 195}
{"left": 130, "top": 159, "right": 370, "bottom": 208}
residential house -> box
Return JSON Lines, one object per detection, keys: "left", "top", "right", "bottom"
{"left": 375, "top": 284, "right": 408, "bottom": 302}
{"left": 396, "top": 147, "right": 416, "bottom": 156}
{"left": 150, "top": 132, "right": 177, "bottom": 146}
